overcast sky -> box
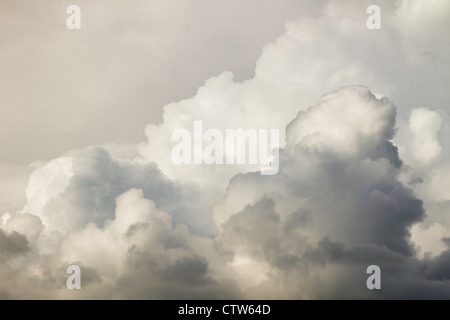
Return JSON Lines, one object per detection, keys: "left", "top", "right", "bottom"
{"left": 0, "top": 0, "right": 449, "bottom": 299}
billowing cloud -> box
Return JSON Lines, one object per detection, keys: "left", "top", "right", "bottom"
{"left": 2, "top": 85, "right": 450, "bottom": 299}
{"left": 21, "top": 147, "right": 214, "bottom": 237}
{"left": 0, "top": 0, "right": 449, "bottom": 299}
{"left": 214, "top": 86, "right": 450, "bottom": 299}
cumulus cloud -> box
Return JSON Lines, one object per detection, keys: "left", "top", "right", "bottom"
{"left": 214, "top": 86, "right": 449, "bottom": 298}
{"left": 2, "top": 85, "right": 450, "bottom": 299}
{"left": 0, "top": 0, "right": 449, "bottom": 299}
{"left": 21, "top": 147, "right": 214, "bottom": 237}
{"left": 0, "top": 187, "right": 238, "bottom": 299}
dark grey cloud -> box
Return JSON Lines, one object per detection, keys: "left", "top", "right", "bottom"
{"left": 314, "top": 239, "right": 450, "bottom": 299}
{"left": 114, "top": 246, "right": 237, "bottom": 299}
{"left": 422, "top": 246, "right": 450, "bottom": 281}
{"left": 0, "top": 229, "right": 29, "bottom": 259}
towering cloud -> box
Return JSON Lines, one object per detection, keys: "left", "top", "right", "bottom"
{"left": 0, "top": 0, "right": 449, "bottom": 299}
{"left": 214, "top": 86, "right": 442, "bottom": 299}
{"left": 2, "top": 85, "right": 450, "bottom": 299}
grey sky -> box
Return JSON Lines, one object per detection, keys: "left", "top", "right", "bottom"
{"left": 0, "top": 0, "right": 326, "bottom": 163}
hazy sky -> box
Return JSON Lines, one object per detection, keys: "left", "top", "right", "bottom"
{"left": 0, "top": 0, "right": 326, "bottom": 163}
{"left": 0, "top": 0, "right": 449, "bottom": 299}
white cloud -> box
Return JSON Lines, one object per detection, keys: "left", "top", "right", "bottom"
{"left": 408, "top": 107, "right": 442, "bottom": 166}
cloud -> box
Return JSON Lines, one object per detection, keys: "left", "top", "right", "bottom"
{"left": 137, "top": 0, "right": 449, "bottom": 203}
{"left": 213, "top": 86, "right": 449, "bottom": 299}
{"left": 0, "top": 229, "right": 29, "bottom": 259}
{"left": 0, "top": 0, "right": 449, "bottom": 299}
{"left": 3, "top": 86, "right": 448, "bottom": 299}
{"left": 0, "top": 187, "right": 239, "bottom": 299}
{"left": 21, "top": 147, "right": 214, "bottom": 237}
{"left": 405, "top": 107, "right": 442, "bottom": 166}
{"left": 54, "top": 188, "right": 233, "bottom": 299}
{"left": 396, "top": 106, "right": 450, "bottom": 258}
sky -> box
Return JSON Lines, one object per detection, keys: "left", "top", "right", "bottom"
{"left": 0, "top": 0, "right": 449, "bottom": 299}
